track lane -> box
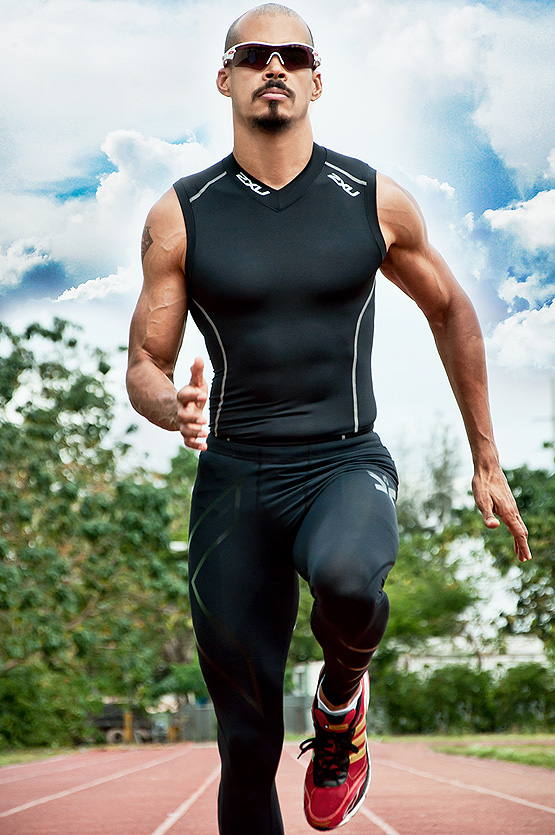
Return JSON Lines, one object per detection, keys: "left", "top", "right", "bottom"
{"left": 1, "top": 739, "right": 554, "bottom": 834}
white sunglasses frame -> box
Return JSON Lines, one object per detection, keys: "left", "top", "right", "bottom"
{"left": 222, "top": 41, "right": 321, "bottom": 70}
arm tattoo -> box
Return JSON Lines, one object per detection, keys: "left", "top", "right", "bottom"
{"left": 141, "top": 225, "right": 154, "bottom": 262}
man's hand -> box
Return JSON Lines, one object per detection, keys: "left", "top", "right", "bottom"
{"left": 472, "top": 464, "right": 531, "bottom": 562}
{"left": 176, "top": 357, "right": 208, "bottom": 451}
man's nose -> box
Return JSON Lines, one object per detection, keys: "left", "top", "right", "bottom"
{"left": 264, "top": 53, "right": 287, "bottom": 78}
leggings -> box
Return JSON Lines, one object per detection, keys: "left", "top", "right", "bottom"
{"left": 188, "top": 431, "right": 399, "bottom": 835}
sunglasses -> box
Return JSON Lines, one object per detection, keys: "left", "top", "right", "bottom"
{"left": 222, "top": 42, "right": 321, "bottom": 71}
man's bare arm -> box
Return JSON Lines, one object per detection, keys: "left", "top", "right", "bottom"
{"left": 377, "top": 174, "right": 531, "bottom": 562}
{"left": 126, "top": 187, "right": 208, "bottom": 451}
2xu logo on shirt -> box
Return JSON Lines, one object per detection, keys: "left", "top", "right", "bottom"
{"left": 327, "top": 171, "right": 360, "bottom": 198}
{"left": 236, "top": 168, "right": 361, "bottom": 200}
{"left": 236, "top": 171, "right": 271, "bottom": 196}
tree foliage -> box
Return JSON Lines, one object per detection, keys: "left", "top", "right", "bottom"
{"left": 375, "top": 429, "right": 477, "bottom": 667}
{"left": 0, "top": 321, "right": 193, "bottom": 744}
{"left": 371, "top": 661, "right": 555, "bottom": 734}
{"left": 480, "top": 466, "right": 555, "bottom": 653}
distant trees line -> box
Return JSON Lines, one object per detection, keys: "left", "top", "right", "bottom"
{"left": 0, "top": 320, "right": 553, "bottom": 747}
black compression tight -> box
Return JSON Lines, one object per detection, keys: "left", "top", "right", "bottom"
{"left": 188, "top": 432, "right": 399, "bottom": 835}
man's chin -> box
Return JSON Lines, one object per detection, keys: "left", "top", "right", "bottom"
{"left": 251, "top": 114, "right": 292, "bottom": 134}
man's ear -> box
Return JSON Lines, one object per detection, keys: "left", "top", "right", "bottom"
{"left": 216, "top": 67, "right": 232, "bottom": 98}
{"left": 311, "top": 71, "right": 323, "bottom": 102}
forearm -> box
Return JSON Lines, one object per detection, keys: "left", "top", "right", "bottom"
{"left": 126, "top": 355, "right": 180, "bottom": 432}
{"left": 429, "top": 293, "right": 499, "bottom": 468}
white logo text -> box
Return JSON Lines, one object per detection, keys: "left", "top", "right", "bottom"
{"left": 366, "top": 471, "right": 397, "bottom": 504}
{"left": 237, "top": 172, "right": 271, "bottom": 196}
{"left": 327, "top": 172, "right": 360, "bottom": 198}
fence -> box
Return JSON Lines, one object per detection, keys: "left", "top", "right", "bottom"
{"left": 180, "top": 695, "right": 314, "bottom": 742}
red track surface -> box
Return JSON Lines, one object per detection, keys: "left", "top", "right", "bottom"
{"left": 1, "top": 740, "right": 554, "bottom": 834}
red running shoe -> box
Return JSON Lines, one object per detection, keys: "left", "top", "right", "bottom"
{"left": 299, "top": 672, "right": 371, "bottom": 830}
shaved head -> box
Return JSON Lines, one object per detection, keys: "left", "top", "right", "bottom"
{"left": 224, "top": 4, "right": 314, "bottom": 51}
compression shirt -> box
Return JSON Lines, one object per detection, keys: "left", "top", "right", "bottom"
{"left": 173, "top": 143, "right": 386, "bottom": 442}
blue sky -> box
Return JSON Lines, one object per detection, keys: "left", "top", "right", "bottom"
{"left": 1, "top": 0, "right": 554, "bottom": 477}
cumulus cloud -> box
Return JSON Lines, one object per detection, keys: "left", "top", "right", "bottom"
{"left": 484, "top": 188, "right": 555, "bottom": 251}
{"left": 412, "top": 174, "right": 455, "bottom": 198}
{"left": 473, "top": 11, "right": 555, "bottom": 181}
{"left": 0, "top": 0, "right": 228, "bottom": 187}
{"left": 487, "top": 301, "right": 555, "bottom": 370}
{"left": 2, "top": 130, "right": 213, "bottom": 302}
{"left": 498, "top": 272, "right": 554, "bottom": 312}
{"left": 55, "top": 266, "right": 134, "bottom": 303}
{"left": 0, "top": 240, "right": 51, "bottom": 295}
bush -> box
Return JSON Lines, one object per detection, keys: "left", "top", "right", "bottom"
{"left": 492, "top": 663, "right": 555, "bottom": 732}
{"left": 373, "top": 662, "right": 554, "bottom": 734}
{"left": 373, "top": 669, "right": 433, "bottom": 734}
{"left": 0, "top": 665, "right": 101, "bottom": 749}
{"left": 425, "top": 665, "right": 495, "bottom": 733}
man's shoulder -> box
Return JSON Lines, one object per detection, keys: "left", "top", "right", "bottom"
{"left": 321, "top": 145, "right": 376, "bottom": 182}
{"left": 173, "top": 155, "right": 231, "bottom": 199}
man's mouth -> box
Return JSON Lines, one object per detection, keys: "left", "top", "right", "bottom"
{"left": 253, "top": 82, "right": 293, "bottom": 102}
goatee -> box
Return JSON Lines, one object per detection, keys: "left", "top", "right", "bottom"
{"left": 251, "top": 81, "right": 294, "bottom": 133}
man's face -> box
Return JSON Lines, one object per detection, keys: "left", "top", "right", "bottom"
{"left": 217, "top": 13, "right": 322, "bottom": 134}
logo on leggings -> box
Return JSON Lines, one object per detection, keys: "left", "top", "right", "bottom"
{"left": 366, "top": 471, "right": 397, "bottom": 503}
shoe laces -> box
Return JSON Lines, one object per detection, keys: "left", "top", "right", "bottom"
{"left": 298, "top": 719, "right": 359, "bottom": 785}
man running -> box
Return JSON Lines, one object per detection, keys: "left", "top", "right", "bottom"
{"left": 126, "top": 4, "right": 531, "bottom": 832}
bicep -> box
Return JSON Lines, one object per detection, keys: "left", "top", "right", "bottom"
{"left": 128, "top": 191, "right": 188, "bottom": 378}
{"left": 380, "top": 242, "right": 458, "bottom": 325}
{"left": 378, "top": 179, "right": 466, "bottom": 324}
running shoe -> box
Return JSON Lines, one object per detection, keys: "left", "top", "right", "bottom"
{"left": 299, "top": 672, "right": 371, "bottom": 830}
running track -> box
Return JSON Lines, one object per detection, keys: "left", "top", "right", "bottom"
{"left": 1, "top": 740, "right": 554, "bottom": 834}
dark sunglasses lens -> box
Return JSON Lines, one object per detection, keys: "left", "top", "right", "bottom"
{"left": 233, "top": 47, "right": 268, "bottom": 69}
{"left": 280, "top": 47, "right": 312, "bottom": 69}
{"left": 233, "top": 45, "right": 313, "bottom": 70}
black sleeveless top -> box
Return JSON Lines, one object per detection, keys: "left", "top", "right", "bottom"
{"left": 173, "top": 143, "right": 386, "bottom": 443}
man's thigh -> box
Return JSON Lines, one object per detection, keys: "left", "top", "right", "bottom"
{"left": 292, "top": 465, "right": 399, "bottom": 594}
{"left": 189, "top": 447, "right": 299, "bottom": 702}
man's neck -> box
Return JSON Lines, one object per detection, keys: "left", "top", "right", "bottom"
{"left": 232, "top": 121, "right": 314, "bottom": 190}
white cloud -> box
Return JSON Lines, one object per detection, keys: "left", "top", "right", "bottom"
{"left": 0, "top": 0, "right": 230, "bottom": 186}
{"left": 1, "top": 130, "right": 213, "bottom": 299}
{"left": 413, "top": 174, "right": 455, "bottom": 198}
{"left": 487, "top": 301, "right": 555, "bottom": 370}
{"left": 484, "top": 188, "right": 555, "bottom": 251}
{"left": 473, "top": 12, "right": 555, "bottom": 181}
{"left": 55, "top": 266, "right": 133, "bottom": 302}
{"left": 0, "top": 240, "right": 50, "bottom": 293}
{"left": 498, "top": 272, "right": 554, "bottom": 311}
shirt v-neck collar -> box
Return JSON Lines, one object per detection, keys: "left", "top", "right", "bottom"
{"left": 223, "top": 143, "right": 326, "bottom": 212}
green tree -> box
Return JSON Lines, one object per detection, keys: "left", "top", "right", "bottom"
{"left": 377, "top": 428, "right": 477, "bottom": 665}
{"left": 479, "top": 466, "right": 555, "bottom": 653}
{"left": 0, "top": 320, "right": 192, "bottom": 743}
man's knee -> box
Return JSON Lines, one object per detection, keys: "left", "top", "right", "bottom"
{"left": 222, "top": 722, "right": 283, "bottom": 781}
{"left": 310, "top": 558, "right": 390, "bottom": 635}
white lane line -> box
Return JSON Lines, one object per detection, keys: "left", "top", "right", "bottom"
{"left": 358, "top": 806, "right": 402, "bottom": 835}
{"left": 0, "top": 751, "right": 146, "bottom": 785}
{"left": 148, "top": 766, "right": 220, "bottom": 835}
{"left": 373, "top": 758, "right": 555, "bottom": 815}
{"left": 0, "top": 748, "right": 191, "bottom": 818}
{"left": 432, "top": 749, "right": 555, "bottom": 779}
{"left": 287, "top": 745, "right": 401, "bottom": 835}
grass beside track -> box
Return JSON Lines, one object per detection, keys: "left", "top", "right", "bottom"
{"left": 432, "top": 741, "right": 555, "bottom": 770}
{"left": 0, "top": 743, "right": 160, "bottom": 768}
{"left": 0, "top": 747, "right": 78, "bottom": 767}
{"left": 2, "top": 734, "right": 555, "bottom": 770}
{"left": 375, "top": 732, "right": 555, "bottom": 770}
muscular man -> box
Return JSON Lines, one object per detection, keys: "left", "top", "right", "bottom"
{"left": 127, "top": 5, "right": 531, "bottom": 832}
